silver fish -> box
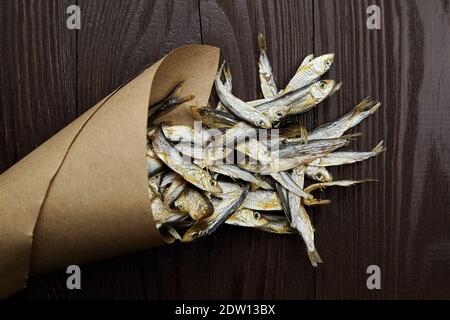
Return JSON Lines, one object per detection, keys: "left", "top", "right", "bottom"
{"left": 304, "top": 179, "right": 376, "bottom": 194}
{"left": 215, "top": 62, "right": 272, "bottom": 128}
{"left": 306, "top": 98, "right": 381, "bottom": 141}
{"left": 308, "top": 141, "right": 385, "bottom": 167}
{"left": 258, "top": 33, "right": 278, "bottom": 98}
{"left": 148, "top": 82, "right": 195, "bottom": 122}
{"left": 162, "top": 124, "right": 211, "bottom": 146}
{"left": 270, "top": 171, "right": 312, "bottom": 199}
{"left": 240, "top": 137, "right": 350, "bottom": 174}
{"left": 205, "top": 163, "right": 273, "bottom": 190}
{"left": 191, "top": 105, "right": 238, "bottom": 128}
{"left": 279, "top": 135, "right": 352, "bottom": 159}
{"left": 281, "top": 53, "right": 335, "bottom": 94}
{"left": 288, "top": 166, "right": 322, "bottom": 267}
{"left": 152, "top": 125, "right": 223, "bottom": 194}
{"left": 286, "top": 80, "right": 340, "bottom": 116}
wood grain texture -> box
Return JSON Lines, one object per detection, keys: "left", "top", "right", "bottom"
{"left": 313, "top": 0, "right": 450, "bottom": 299}
{"left": 2, "top": 0, "right": 450, "bottom": 299}
{"left": 0, "top": 0, "right": 76, "bottom": 173}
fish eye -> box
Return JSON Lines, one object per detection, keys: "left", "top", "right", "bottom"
{"left": 276, "top": 111, "right": 283, "bottom": 118}
{"left": 253, "top": 212, "right": 261, "bottom": 220}
{"left": 325, "top": 60, "right": 332, "bottom": 67}
{"left": 258, "top": 120, "right": 265, "bottom": 126}
{"left": 316, "top": 173, "right": 323, "bottom": 180}
{"left": 319, "top": 81, "right": 327, "bottom": 89}
{"left": 211, "top": 179, "right": 217, "bottom": 186}
{"left": 191, "top": 231, "right": 199, "bottom": 239}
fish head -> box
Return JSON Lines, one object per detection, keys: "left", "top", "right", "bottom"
{"left": 310, "top": 80, "right": 336, "bottom": 102}
{"left": 181, "top": 222, "right": 207, "bottom": 242}
{"left": 250, "top": 112, "right": 272, "bottom": 129}
{"left": 305, "top": 166, "right": 333, "bottom": 182}
{"left": 202, "top": 176, "right": 223, "bottom": 195}
{"left": 246, "top": 209, "right": 270, "bottom": 227}
{"left": 312, "top": 53, "right": 335, "bottom": 74}
{"left": 264, "top": 106, "right": 290, "bottom": 123}
{"left": 190, "top": 105, "right": 207, "bottom": 121}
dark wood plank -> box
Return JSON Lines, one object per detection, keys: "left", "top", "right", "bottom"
{"left": 0, "top": 0, "right": 76, "bottom": 173}
{"left": 313, "top": 0, "right": 450, "bottom": 299}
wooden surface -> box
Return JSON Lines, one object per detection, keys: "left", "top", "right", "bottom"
{"left": 1, "top": 0, "right": 449, "bottom": 299}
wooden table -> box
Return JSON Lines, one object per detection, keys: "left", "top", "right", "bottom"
{"left": 1, "top": 0, "right": 449, "bottom": 299}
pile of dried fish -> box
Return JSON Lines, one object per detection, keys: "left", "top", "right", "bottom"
{"left": 146, "top": 34, "right": 384, "bottom": 266}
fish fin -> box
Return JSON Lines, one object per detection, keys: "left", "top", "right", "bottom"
{"left": 300, "top": 54, "right": 314, "bottom": 67}
{"left": 372, "top": 140, "right": 386, "bottom": 154}
{"left": 307, "top": 249, "right": 323, "bottom": 267}
{"left": 167, "top": 226, "right": 182, "bottom": 241}
{"left": 258, "top": 33, "right": 266, "bottom": 51}
{"left": 300, "top": 126, "right": 308, "bottom": 144}
{"left": 340, "top": 132, "right": 362, "bottom": 141}
{"left": 353, "top": 97, "right": 381, "bottom": 114}
{"left": 303, "top": 198, "right": 331, "bottom": 207}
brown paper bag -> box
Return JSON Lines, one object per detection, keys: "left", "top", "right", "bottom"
{"left": 0, "top": 44, "right": 220, "bottom": 298}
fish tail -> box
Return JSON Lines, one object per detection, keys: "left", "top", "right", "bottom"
{"left": 167, "top": 226, "right": 182, "bottom": 241}
{"left": 341, "top": 132, "right": 362, "bottom": 141}
{"left": 372, "top": 140, "right": 386, "bottom": 154}
{"left": 258, "top": 33, "right": 266, "bottom": 51}
{"left": 307, "top": 249, "right": 323, "bottom": 267}
{"left": 353, "top": 97, "right": 380, "bottom": 114}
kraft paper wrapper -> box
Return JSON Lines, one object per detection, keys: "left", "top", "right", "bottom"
{"left": 0, "top": 45, "right": 220, "bottom": 298}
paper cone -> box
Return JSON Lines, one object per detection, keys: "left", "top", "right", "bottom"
{"left": 0, "top": 45, "right": 220, "bottom": 298}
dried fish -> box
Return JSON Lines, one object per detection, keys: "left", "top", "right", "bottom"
{"left": 215, "top": 62, "right": 272, "bottom": 128}
{"left": 152, "top": 125, "right": 222, "bottom": 194}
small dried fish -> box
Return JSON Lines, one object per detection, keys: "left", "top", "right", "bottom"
{"left": 286, "top": 80, "right": 340, "bottom": 115}
{"left": 148, "top": 82, "right": 195, "bottom": 122}
{"left": 308, "top": 141, "right": 385, "bottom": 167}
{"left": 240, "top": 137, "right": 349, "bottom": 174}
{"left": 162, "top": 124, "right": 211, "bottom": 146}
{"left": 191, "top": 105, "right": 238, "bottom": 128}
{"left": 304, "top": 179, "right": 376, "bottom": 193}
{"left": 152, "top": 125, "right": 222, "bottom": 194}
{"left": 306, "top": 98, "right": 381, "bottom": 141}
{"left": 288, "top": 166, "right": 322, "bottom": 267}
{"left": 281, "top": 53, "right": 335, "bottom": 94}
{"left": 215, "top": 63, "right": 272, "bottom": 128}
{"left": 174, "top": 187, "right": 214, "bottom": 220}
{"left": 270, "top": 171, "right": 312, "bottom": 199}
{"left": 204, "top": 163, "right": 273, "bottom": 190}
{"left": 258, "top": 33, "right": 278, "bottom": 98}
